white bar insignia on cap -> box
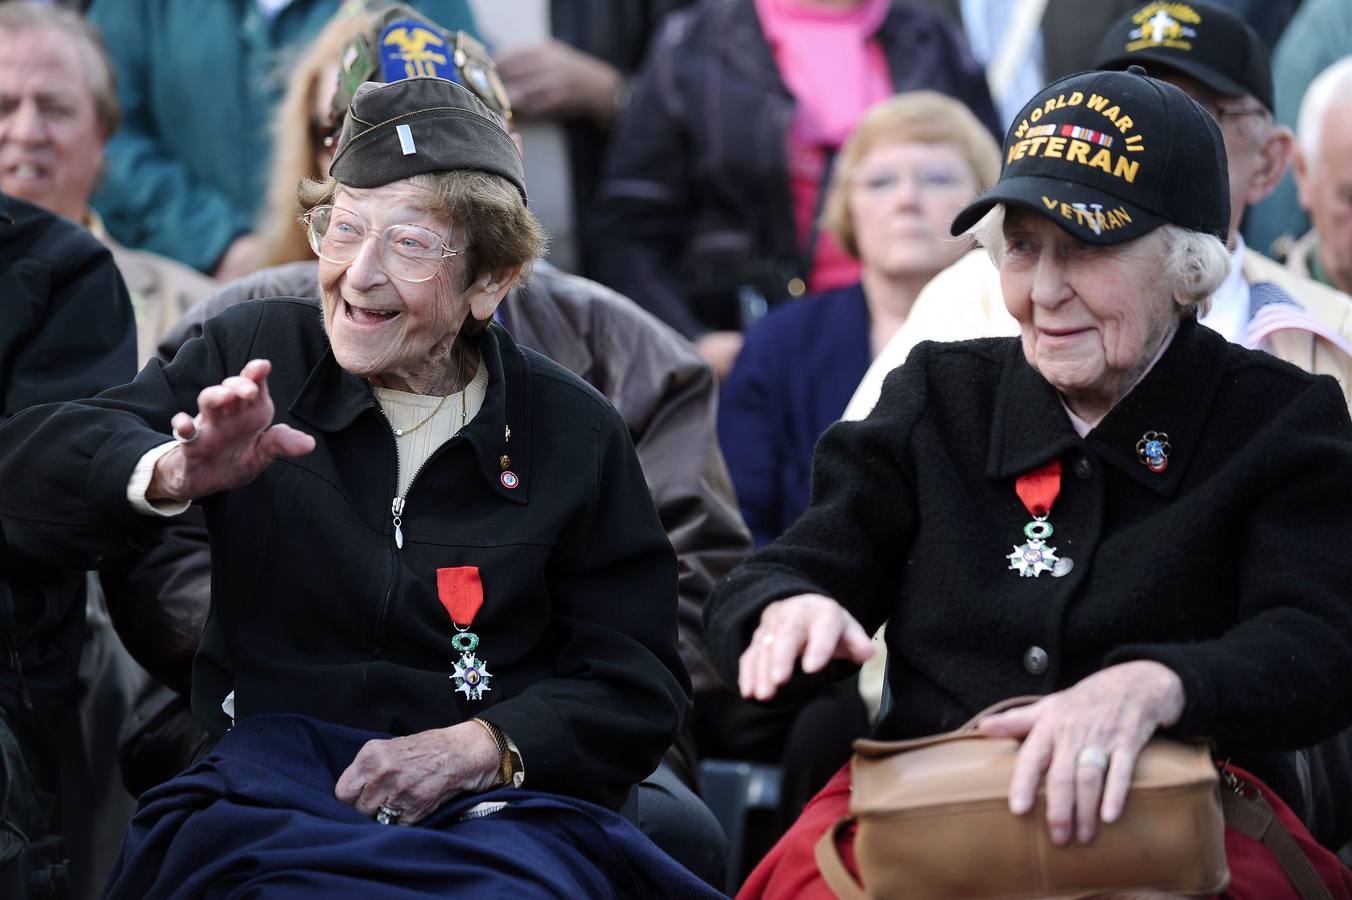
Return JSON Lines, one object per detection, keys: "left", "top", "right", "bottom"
{"left": 396, "top": 123, "right": 417, "bottom": 156}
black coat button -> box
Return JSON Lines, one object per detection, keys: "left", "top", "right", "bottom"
{"left": 1023, "top": 646, "right": 1049, "bottom": 675}
{"left": 1073, "top": 456, "right": 1093, "bottom": 479}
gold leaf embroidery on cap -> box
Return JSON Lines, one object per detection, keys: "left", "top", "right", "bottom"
{"left": 383, "top": 25, "right": 449, "bottom": 79}
{"left": 1126, "top": 3, "right": 1201, "bottom": 53}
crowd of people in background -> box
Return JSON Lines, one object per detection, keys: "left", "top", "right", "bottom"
{"left": 2, "top": 0, "right": 1352, "bottom": 897}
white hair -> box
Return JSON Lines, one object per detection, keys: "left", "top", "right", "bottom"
{"left": 967, "top": 204, "right": 1230, "bottom": 314}
{"left": 1298, "top": 56, "right": 1352, "bottom": 168}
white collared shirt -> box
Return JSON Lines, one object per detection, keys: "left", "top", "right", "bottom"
{"left": 1059, "top": 321, "right": 1179, "bottom": 436}
{"left": 1198, "top": 235, "right": 1249, "bottom": 344}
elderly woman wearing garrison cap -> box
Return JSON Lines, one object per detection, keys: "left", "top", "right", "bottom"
{"left": 0, "top": 76, "right": 720, "bottom": 898}
{"left": 707, "top": 66, "right": 1352, "bottom": 898}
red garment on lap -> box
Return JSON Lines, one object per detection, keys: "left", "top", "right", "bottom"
{"left": 737, "top": 762, "right": 1352, "bottom": 900}
{"left": 736, "top": 763, "right": 854, "bottom": 900}
{"left": 1222, "top": 765, "right": 1352, "bottom": 900}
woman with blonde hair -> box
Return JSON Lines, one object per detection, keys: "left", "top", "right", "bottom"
{"left": 719, "top": 90, "right": 1000, "bottom": 548}
{"left": 253, "top": 10, "right": 372, "bottom": 269}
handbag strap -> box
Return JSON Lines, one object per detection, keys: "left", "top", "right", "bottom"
{"left": 1221, "top": 787, "right": 1334, "bottom": 900}
{"left": 814, "top": 816, "right": 867, "bottom": 900}
{"left": 958, "top": 695, "right": 1043, "bottom": 732}
{"left": 852, "top": 695, "right": 1048, "bottom": 757}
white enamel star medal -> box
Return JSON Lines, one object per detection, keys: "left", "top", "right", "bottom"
{"left": 1008, "top": 518, "right": 1059, "bottom": 578}
{"left": 450, "top": 629, "right": 492, "bottom": 700}
{"left": 437, "top": 566, "right": 491, "bottom": 701}
{"left": 1007, "top": 460, "right": 1069, "bottom": 578}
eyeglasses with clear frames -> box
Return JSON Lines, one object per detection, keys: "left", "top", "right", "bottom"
{"left": 852, "top": 167, "right": 971, "bottom": 196}
{"left": 301, "top": 205, "right": 463, "bottom": 283}
{"left": 1198, "top": 99, "right": 1269, "bottom": 127}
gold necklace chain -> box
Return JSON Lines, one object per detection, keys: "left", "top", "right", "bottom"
{"left": 392, "top": 351, "right": 473, "bottom": 437}
{"left": 392, "top": 392, "right": 448, "bottom": 437}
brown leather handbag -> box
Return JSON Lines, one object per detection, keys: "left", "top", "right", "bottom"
{"left": 814, "top": 697, "right": 1230, "bottom": 899}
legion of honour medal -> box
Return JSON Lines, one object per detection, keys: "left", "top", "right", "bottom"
{"left": 1007, "top": 459, "right": 1065, "bottom": 578}
{"left": 437, "top": 566, "right": 492, "bottom": 700}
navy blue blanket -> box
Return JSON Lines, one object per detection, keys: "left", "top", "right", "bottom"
{"left": 105, "top": 715, "right": 726, "bottom": 899}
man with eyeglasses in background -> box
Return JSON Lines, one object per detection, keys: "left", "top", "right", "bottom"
{"left": 1092, "top": 1, "right": 1352, "bottom": 409}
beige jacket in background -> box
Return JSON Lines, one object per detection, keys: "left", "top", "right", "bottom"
{"left": 842, "top": 249, "right": 1019, "bottom": 423}
{"left": 87, "top": 211, "right": 217, "bottom": 367}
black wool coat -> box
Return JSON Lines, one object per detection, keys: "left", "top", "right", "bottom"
{"left": 0, "top": 299, "right": 690, "bottom": 810}
{"left": 706, "top": 316, "right": 1352, "bottom": 800}
{"left": 0, "top": 191, "right": 136, "bottom": 744}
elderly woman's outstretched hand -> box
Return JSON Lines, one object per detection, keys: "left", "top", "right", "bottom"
{"left": 739, "top": 593, "right": 875, "bottom": 702}
{"left": 978, "top": 661, "right": 1186, "bottom": 847}
{"left": 148, "top": 359, "right": 315, "bottom": 503}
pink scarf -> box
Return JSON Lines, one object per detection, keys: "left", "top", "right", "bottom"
{"left": 754, "top": 0, "right": 892, "bottom": 147}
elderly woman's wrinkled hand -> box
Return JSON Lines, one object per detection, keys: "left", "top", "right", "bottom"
{"left": 739, "top": 593, "right": 874, "bottom": 702}
{"left": 977, "top": 661, "right": 1186, "bottom": 847}
{"left": 334, "top": 721, "right": 503, "bottom": 825}
{"left": 148, "top": 359, "right": 315, "bottom": 503}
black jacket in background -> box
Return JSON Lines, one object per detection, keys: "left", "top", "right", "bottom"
{"left": 548, "top": 0, "right": 694, "bottom": 278}
{"left": 707, "top": 317, "right": 1352, "bottom": 806}
{"left": 588, "top": 0, "right": 999, "bottom": 339}
{"left": 0, "top": 300, "right": 689, "bottom": 810}
{"left": 0, "top": 192, "right": 136, "bottom": 746}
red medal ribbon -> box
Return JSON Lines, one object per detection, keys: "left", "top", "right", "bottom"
{"left": 436, "top": 566, "right": 484, "bottom": 627}
{"left": 1015, "top": 460, "right": 1062, "bottom": 517}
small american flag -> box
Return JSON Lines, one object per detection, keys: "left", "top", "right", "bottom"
{"left": 1245, "top": 282, "right": 1352, "bottom": 357}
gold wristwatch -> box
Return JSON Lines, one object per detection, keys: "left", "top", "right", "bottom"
{"left": 472, "top": 717, "right": 520, "bottom": 787}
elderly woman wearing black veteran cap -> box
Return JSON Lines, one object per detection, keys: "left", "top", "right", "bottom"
{"left": 706, "top": 65, "right": 1352, "bottom": 899}
{"left": 0, "top": 75, "right": 722, "bottom": 898}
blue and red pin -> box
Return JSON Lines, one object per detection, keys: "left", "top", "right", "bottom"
{"left": 1136, "top": 431, "right": 1170, "bottom": 472}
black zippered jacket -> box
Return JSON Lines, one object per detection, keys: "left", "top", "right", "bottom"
{"left": 0, "top": 298, "right": 689, "bottom": 810}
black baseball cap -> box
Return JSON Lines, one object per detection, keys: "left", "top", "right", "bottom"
{"left": 950, "top": 66, "right": 1229, "bottom": 245}
{"left": 1093, "top": 1, "right": 1273, "bottom": 113}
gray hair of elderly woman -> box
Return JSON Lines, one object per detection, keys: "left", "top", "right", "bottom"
{"left": 298, "top": 169, "right": 546, "bottom": 296}
{"left": 967, "top": 205, "right": 1231, "bottom": 315}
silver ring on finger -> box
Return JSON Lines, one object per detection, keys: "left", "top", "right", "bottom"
{"left": 760, "top": 634, "right": 775, "bottom": 646}
{"left": 1075, "top": 745, "right": 1109, "bottom": 772}
{"left": 375, "top": 803, "right": 402, "bottom": 825}
{"left": 173, "top": 415, "right": 202, "bottom": 445}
